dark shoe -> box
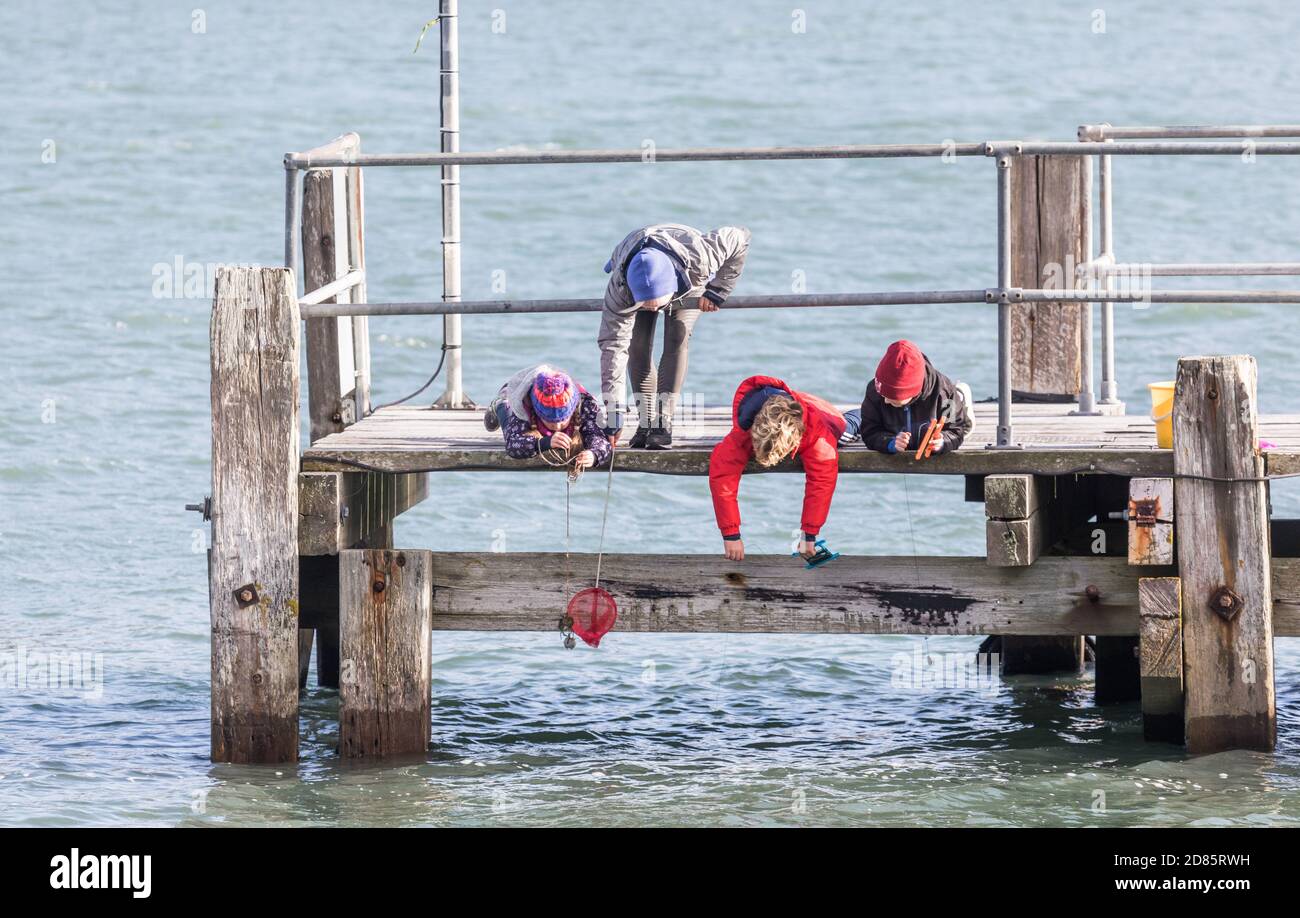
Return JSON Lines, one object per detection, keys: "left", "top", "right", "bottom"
{"left": 628, "top": 428, "right": 650, "bottom": 449}
{"left": 646, "top": 428, "right": 673, "bottom": 450}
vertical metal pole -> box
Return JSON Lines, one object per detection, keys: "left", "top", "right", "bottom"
{"left": 995, "top": 154, "right": 1015, "bottom": 447}
{"left": 434, "top": 0, "right": 469, "bottom": 408}
{"left": 1076, "top": 154, "right": 1097, "bottom": 414}
{"left": 284, "top": 165, "right": 300, "bottom": 285}
{"left": 1099, "top": 145, "right": 1119, "bottom": 404}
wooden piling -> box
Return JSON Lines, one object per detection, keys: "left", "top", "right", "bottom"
{"left": 1139, "top": 577, "right": 1184, "bottom": 743}
{"left": 208, "top": 266, "right": 301, "bottom": 764}
{"left": 1009, "top": 154, "right": 1086, "bottom": 400}
{"left": 302, "top": 156, "right": 368, "bottom": 444}
{"left": 1173, "top": 355, "right": 1276, "bottom": 753}
{"left": 339, "top": 549, "right": 433, "bottom": 759}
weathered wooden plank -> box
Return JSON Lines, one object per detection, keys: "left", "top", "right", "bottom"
{"left": 302, "top": 166, "right": 359, "bottom": 443}
{"left": 429, "top": 553, "right": 1170, "bottom": 635}
{"left": 299, "top": 471, "right": 429, "bottom": 555}
{"left": 1139, "top": 577, "right": 1184, "bottom": 744}
{"left": 275, "top": 550, "right": 1300, "bottom": 642}
{"left": 209, "top": 266, "right": 300, "bottom": 764}
{"left": 1174, "top": 355, "right": 1275, "bottom": 753}
{"left": 303, "top": 443, "right": 1174, "bottom": 479}
{"left": 1128, "top": 477, "right": 1174, "bottom": 565}
{"left": 1094, "top": 635, "right": 1140, "bottom": 704}
{"left": 1009, "top": 154, "right": 1085, "bottom": 398}
{"left": 339, "top": 549, "right": 432, "bottom": 759}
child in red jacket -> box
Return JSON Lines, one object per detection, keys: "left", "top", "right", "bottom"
{"left": 708, "top": 376, "right": 846, "bottom": 561}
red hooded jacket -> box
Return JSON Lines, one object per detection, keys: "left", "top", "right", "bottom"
{"left": 709, "top": 376, "right": 846, "bottom": 539}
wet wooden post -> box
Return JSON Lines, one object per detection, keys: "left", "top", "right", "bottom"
{"left": 1174, "top": 355, "right": 1275, "bottom": 753}
{"left": 209, "top": 266, "right": 301, "bottom": 764}
{"left": 1008, "top": 154, "right": 1086, "bottom": 401}
{"left": 339, "top": 549, "right": 433, "bottom": 759}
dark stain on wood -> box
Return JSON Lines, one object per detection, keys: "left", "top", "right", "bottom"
{"left": 853, "top": 586, "right": 978, "bottom": 626}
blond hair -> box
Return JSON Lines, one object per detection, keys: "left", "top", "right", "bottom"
{"left": 751, "top": 395, "right": 804, "bottom": 466}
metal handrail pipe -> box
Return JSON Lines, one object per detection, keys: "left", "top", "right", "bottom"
{"left": 1016, "top": 288, "right": 1300, "bottom": 304}
{"left": 285, "top": 142, "right": 990, "bottom": 169}
{"left": 1019, "top": 141, "right": 1300, "bottom": 156}
{"left": 297, "top": 289, "right": 991, "bottom": 320}
{"left": 1090, "top": 262, "right": 1300, "bottom": 277}
{"left": 1080, "top": 124, "right": 1300, "bottom": 141}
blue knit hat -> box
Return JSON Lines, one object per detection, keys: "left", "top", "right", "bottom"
{"left": 530, "top": 370, "right": 579, "bottom": 425}
{"left": 625, "top": 248, "right": 677, "bottom": 304}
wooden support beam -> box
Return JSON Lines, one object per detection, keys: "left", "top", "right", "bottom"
{"left": 1094, "top": 635, "right": 1140, "bottom": 704}
{"left": 985, "top": 474, "right": 1052, "bottom": 567}
{"left": 429, "top": 553, "right": 1166, "bottom": 635}
{"left": 1009, "top": 154, "right": 1085, "bottom": 399}
{"left": 1174, "top": 355, "right": 1275, "bottom": 753}
{"left": 1139, "top": 577, "right": 1184, "bottom": 744}
{"left": 208, "top": 266, "right": 300, "bottom": 764}
{"left": 339, "top": 549, "right": 433, "bottom": 759}
{"left": 1128, "top": 478, "right": 1174, "bottom": 565}
{"left": 299, "top": 471, "right": 429, "bottom": 555}
{"left": 302, "top": 161, "right": 367, "bottom": 444}
{"left": 303, "top": 445, "right": 1177, "bottom": 478}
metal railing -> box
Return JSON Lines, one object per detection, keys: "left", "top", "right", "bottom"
{"left": 282, "top": 113, "right": 1300, "bottom": 447}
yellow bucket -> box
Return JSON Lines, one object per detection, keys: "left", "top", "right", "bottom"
{"left": 1148, "top": 381, "right": 1175, "bottom": 449}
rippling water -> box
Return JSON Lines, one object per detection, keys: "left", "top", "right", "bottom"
{"left": 2, "top": 0, "right": 1299, "bottom": 826}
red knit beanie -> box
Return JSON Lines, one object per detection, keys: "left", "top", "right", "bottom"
{"left": 875, "top": 340, "right": 926, "bottom": 401}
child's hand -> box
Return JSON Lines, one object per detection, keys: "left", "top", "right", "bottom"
{"left": 575, "top": 449, "right": 595, "bottom": 469}
{"left": 550, "top": 431, "right": 573, "bottom": 451}
{"left": 797, "top": 539, "right": 818, "bottom": 559}
{"left": 699, "top": 296, "right": 719, "bottom": 313}
{"left": 892, "top": 431, "right": 911, "bottom": 451}
{"left": 723, "top": 539, "right": 745, "bottom": 561}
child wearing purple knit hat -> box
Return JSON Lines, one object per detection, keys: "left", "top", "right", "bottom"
{"left": 484, "top": 364, "right": 611, "bottom": 469}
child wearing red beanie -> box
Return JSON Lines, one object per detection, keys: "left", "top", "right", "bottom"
{"left": 841, "top": 340, "right": 973, "bottom": 454}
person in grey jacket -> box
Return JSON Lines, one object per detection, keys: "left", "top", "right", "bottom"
{"left": 598, "top": 223, "right": 751, "bottom": 449}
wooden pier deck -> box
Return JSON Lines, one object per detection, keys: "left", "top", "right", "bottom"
{"left": 301, "top": 402, "right": 1300, "bottom": 477}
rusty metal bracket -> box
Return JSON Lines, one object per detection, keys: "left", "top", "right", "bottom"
{"left": 1130, "top": 497, "right": 1159, "bottom": 527}
{"left": 1209, "top": 585, "right": 1243, "bottom": 622}
{"left": 233, "top": 583, "right": 259, "bottom": 608}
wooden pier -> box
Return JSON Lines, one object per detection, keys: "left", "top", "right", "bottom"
{"left": 204, "top": 131, "right": 1296, "bottom": 766}
{"left": 206, "top": 261, "right": 1295, "bottom": 763}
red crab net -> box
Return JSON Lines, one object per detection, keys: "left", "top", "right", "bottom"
{"left": 566, "top": 587, "right": 618, "bottom": 647}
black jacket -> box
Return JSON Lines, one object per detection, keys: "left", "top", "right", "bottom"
{"left": 860, "top": 354, "right": 973, "bottom": 453}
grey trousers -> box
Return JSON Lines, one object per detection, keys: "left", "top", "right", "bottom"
{"left": 628, "top": 303, "right": 701, "bottom": 429}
